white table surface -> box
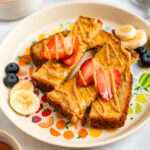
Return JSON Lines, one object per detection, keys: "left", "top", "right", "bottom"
{"left": 0, "top": 0, "right": 150, "bottom": 150}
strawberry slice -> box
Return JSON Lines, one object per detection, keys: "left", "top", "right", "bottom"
{"left": 77, "top": 58, "right": 94, "bottom": 86}
{"left": 96, "top": 69, "right": 110, "bottom": 101}
{"left": 41, "top": 34, "right": 78, "bottom": 61}
{"left": 63, "top": 37, "right": 79, "bottom": 66}
{"left": 96, "top": 68, "right": 121, "bottom": 101}
{"left": 47, "top": 34, "right": 70, "bottom": 60}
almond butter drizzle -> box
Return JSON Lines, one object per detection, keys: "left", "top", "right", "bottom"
{"left": 86, "top": 87, "right": 93, "bottom": 97}
{"left": 44, "top": 41, "right": 52, "bottom": 60}
{"left": 106, "top": 43, "right": 110, "bottom": 65}
{"left": 93, "top": 97, "right": 107, "bottom": 117}
{"left": 78, "top": 70, "right": 87, "bottom": 86}
{"left": 54, "top": 35, "right": 59, "bottom": 60}
{"left": 120, "top": 45, "right": 131, "bottom": 81}
{"left": 92, "top": 59, "right": 97, "bottom": 88}
{"left": 109, "top": 69, "right": 121, "bottom": 112}
{"left": 73, "top": 77, "right": 83, "bottom": 118}
{"left": 74, "top": 24, "right": 78, "bottom": 36}
{"left": 108, "top": 41, "right": 123, "bottom": 66}
{"left": 105, "top": 41, "right": 121, "bottom": 112}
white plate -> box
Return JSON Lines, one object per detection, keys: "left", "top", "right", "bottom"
{"left": 0, "top": 1, "right": 150, "bottom": 148}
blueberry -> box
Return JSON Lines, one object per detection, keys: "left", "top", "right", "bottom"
{"left": 141, "top": 52, "right": 150, "bottom": 67}
{"left": 5, "top": 63, "right": 19, "bottom": 74}
{"left": 134, "top": 46, "right": 147, "bottom": 57}
{"left": 4, "top": 73, "right": 19, "bottom": 87}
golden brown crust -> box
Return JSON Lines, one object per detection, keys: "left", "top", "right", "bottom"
{"left": 47, "top": 94, "right": 78, "bottom": 124}
{"left": 32, "top": 75, "right": 54, "bottom": 92}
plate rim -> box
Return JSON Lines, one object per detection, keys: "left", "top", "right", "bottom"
{"left": 0, "top": 1, "right": 150, "bottom": 148}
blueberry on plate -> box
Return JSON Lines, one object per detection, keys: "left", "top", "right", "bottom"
{"left": 134, "top": 46, "right": 147, "bottom": 57}
{"left": 5, "top": 63, "right": 19, "bottom": 74}
{"left": 4, "top": 73, "right": 19, "bottom": 87}
{"left": 141, "top": 52, "right": 150, "bottom": 67}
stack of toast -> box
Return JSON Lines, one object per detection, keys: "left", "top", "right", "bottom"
{"left": 31, "top": 16, "right": 139, "bottom": 128}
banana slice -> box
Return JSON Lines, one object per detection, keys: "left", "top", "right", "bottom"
{"left": 121, "top": 30, "right": 147, "bottom": 49}
{"left": 10, "top": 80, "right": 34, "bottom": 97}
{"left": 115, "top": 24, "right": 136, "bottom": 40}
{"left": 10, "top": 90, "right": 40, "bottom": 115}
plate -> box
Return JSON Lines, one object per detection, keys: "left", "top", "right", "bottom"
{"left": 0, "top": 1, "right": 150, "bottom": 148}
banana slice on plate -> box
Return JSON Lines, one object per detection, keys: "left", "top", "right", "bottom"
{"left": 115, "top": 24, "right": 137, "bottom": 40}
{"left": 10, "top": 80, "right": 34, "bottom": 97}
{"left": 10, "top": 90, "right": 40, "bottom": 115}
{"left": 121, "top": 30, "right": 147, "bottom": 49}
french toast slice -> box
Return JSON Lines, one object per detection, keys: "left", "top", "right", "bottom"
{"left": 32, "top": 16, "right": 103, "bottom": 92}
{"left": 89, "top": 41, "right": 139, "bottom": 128}
{"left": 47, "top": 39, "right": 138, "bottom": 125}
{"left": 30, "top": 30, "right": 69, "bottom": 67}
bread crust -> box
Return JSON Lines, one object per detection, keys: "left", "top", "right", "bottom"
{"left": 47, "top": 94, "right": 78, "bottom": 124}
{"left": 32, "top": 75, "right": 54, "bottom": 92}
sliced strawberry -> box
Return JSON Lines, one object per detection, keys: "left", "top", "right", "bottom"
{"left": 77, "top": 58, "right": 94, "bottom": 86}
{"left": 105, "top": 70, "right": 113, "bottom": 100}
{"left": 47, "top": 34, "right": 68, "bottom": 60}
{"left": 63, "top": 37, "right": 79, "bottom": 66}
{"left": 96, "top": 68, "right": 121, "bottom": 101}
{"left": 96, "top": 69, "right": 110, "bottom": 101}
{"left": 42, "top": 34, "right": 77, "bottom": 60}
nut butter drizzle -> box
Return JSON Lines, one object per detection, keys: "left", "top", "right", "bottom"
{"left": 109, "top": 69, "right": 120, "bottom": 112}
{"left": 106, "top": 41, "right": 121, "bottom": 112}
{"left": 120, "top": 45, "right": 131, "bottom": 81}
{"left": 108, "top": 41, "right": 123, "bottom": 66}
{"left": 73, "top": 77, "right": 83, "bottom": 118}
{"left": 78, "top": 70, "right": 87, "bottom": 86}
{"left": 54, "top": 35, "right": 59, "bottom": 60}
{"left": 44, "top": 41, "right": 52, "bottom": 60}
{"left": 93, "top": 97, "right": 107, "bottom": 117}
{"left": 92, "top": 58, "right": 97, "bottom": 88}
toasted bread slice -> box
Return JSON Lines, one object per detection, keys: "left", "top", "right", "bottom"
{"left": 89, "top": 70, "right": 132, "bottom": 128}
{"left": 47, "top": 38, "right": 138, "bottom": 125}
{"left": 30, "top": 30, "right": 69, "bottom": 67}
{"left": 32, "top": 16, "right": 102, "bottom": 92}
{"left": 89, "top": 41, "right": 139, "bottom": 129}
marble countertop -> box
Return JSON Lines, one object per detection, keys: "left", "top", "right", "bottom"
{"left": 0, "top": 0, "right": 150, "bottom": 150}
